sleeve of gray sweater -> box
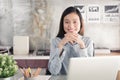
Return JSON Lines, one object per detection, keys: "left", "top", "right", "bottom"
{"left": 48, "top": 38, "right": 66, "bottom": 75}
{"left": 72, "top": 37, "right": 94, "bottom": 57}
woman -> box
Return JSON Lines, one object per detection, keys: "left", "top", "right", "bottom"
{"left": 48, "top": 6, "right": 94, "bottom": 75}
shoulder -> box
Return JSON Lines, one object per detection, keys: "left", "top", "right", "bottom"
{"left": 51, "top": 37, "right": 61, "bottom": 45}
{"left": 51, "top": 37, "right": 61, "bottom": 42}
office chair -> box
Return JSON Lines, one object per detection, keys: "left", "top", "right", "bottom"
{"left": 46, "top": 68, "right": 51, "bottom": 75}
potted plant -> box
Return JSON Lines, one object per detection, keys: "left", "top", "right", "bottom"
{"left": 0, "top": 53, "right": 18, "bottom": 80}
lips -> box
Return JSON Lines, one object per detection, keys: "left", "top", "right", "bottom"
{"left": 68, "top": 29, "right": 74, "bottom": 32}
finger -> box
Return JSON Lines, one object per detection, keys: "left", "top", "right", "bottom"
{"left": 69, "top": 40, "right": 74, "bottom": 44}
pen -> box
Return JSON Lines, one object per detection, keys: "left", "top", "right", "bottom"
{"left": 28, "top": 67, "right": 31, "bottom": 77}
{"left": 25, "top": 68, "right": 30, "bottom": 78}
{"left": 33, "top": 67, "right": 41, "bottom": 77}
{"left": 20, "top": 68, "right": 24, "bottom": 74}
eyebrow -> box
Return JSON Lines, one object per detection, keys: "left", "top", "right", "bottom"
{"left": 64, "top": 18, "right": 78, "bottom": 21}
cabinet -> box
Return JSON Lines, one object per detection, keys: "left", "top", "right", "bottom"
{"left": 15, "top": 59, "right": 49, "bottom": 68}
{"left": 13, "top": 55, "right": 49, "bottom": 68}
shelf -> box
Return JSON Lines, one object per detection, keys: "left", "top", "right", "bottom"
{"left": 95, "top": 52, "right": 120, "bottom": 56}
{"left": 13, "top": 54, "right": 49, "bottom": 60}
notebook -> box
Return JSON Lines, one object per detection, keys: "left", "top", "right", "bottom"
{"left": 13, "top": 36, "right": 29, "bottom": 55}
{"left": 67, "top": 56, "right": 120, "bottom": 80}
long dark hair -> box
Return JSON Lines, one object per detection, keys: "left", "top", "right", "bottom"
{"left": 56, "top": 6, "right": 84, "bottom": 39}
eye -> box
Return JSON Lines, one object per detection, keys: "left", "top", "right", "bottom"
{"left": 65, "top": 21, "right": 69, "bottom": 24}
{"left": 73, "top": 21, "right": 77, "bottom": 24}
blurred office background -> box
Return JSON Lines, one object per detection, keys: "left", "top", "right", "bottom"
{"left": 0, "top": 0, "right": 120, "bottom": 52}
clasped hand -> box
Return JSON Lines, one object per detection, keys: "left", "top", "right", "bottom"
{"left": 58, "top": 33, "right": 85, "bottom": 49}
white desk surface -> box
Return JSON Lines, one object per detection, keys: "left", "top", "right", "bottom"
{"left": 19, "top": 75, "right": 51, "bottom": 80}
{"left": 13, "top": 54, "right": 49, "bottom": 60}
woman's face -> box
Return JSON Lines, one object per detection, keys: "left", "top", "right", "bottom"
{"left": 63, "top": 12, "right": 81, "bottom": 34}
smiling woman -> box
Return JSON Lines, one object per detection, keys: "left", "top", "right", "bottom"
{"left": 48, "top": 6, "right": 94, "bottom": 75}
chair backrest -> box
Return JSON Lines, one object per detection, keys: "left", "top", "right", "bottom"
{"left": 46, "top": 68, "right": 51, "bottom": 75}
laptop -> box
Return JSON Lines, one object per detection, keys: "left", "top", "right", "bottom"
{"left": 67, "top": 56, "right": 120, "bottom": 80}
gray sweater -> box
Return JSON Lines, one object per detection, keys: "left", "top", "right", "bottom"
{"left": 48, "top": 36, "right": 94, "bottom": 75}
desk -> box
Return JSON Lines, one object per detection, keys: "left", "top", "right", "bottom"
{"left": 13, "top": 70, "right": 120, "bottom": 80}
{"left": 49, "top": 75, "right": 66, "bottom": 80}
{"left": 21, "top": 75, "right": 66, "bottom": 80}
{"left": 13, "top": 54, "right": 120, "bottom": 80}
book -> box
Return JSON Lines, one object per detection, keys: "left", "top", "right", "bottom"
{"left": 95, "top": 48, "right": 111, "bottom": 54}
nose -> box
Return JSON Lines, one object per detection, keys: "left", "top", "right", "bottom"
{"left": 69, "top": 22, "right": 74, "bottom": 28}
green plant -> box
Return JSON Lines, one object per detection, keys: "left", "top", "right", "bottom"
{"left": 0, "top": 53, "right": 18, "bottom": 78}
